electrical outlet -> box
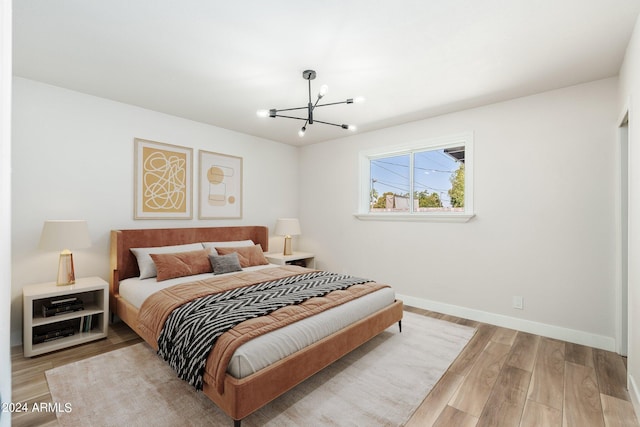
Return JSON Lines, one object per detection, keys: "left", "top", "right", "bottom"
{"left": 513, "top": 296, "right": 524, "bottom": 310}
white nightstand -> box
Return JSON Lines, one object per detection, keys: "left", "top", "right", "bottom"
{"left": 23, "top": 276, "right": 109, "bottom": 357}
{"left": 265, "top": 252, "right": 316, "bottom": 269}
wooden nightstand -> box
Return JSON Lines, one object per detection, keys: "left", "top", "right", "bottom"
{"left": 23, "top": 276, "right": 109, "bottom": 357}
{"left": 265, "top": 252, "right": 316, "bottom": 269}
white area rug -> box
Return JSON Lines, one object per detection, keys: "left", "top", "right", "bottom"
{"left": 46, "top": 312, "right": 475, "bottom": 426}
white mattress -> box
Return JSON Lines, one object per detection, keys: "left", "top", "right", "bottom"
{"left": 119, "top": 267, "right": 396, "bottom": 379}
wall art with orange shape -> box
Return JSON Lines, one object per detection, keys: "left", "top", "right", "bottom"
{"left": 198, "top": 150, "right": 242, "bottom": 219}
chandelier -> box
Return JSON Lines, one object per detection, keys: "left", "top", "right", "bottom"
{"left": 257, "top": 70, "right": 364, "bottom": 137}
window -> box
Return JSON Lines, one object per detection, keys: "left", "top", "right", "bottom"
{"left": 356, "top": 133, "right": 474, "bottom": 222}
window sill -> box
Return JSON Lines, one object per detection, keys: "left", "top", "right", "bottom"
{"left": 353, "top": 213, "right": 475, "bottom": 223}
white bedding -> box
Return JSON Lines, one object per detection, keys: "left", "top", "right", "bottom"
{"left": 119, "top": 266, "right": 396, "bottom": 379}
{"left": 119, "top": 264, "right": 275, "bottom": 309}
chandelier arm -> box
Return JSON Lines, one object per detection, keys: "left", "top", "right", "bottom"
{"left": 315, "top": 100, "right": 352, "bottom": 108}
{"left": 312, "top": 119, "right": 348, "bottom": 128}
{"left": 273, "top": 106, "right": 308, "bottom": 113}
{"left": 272, "top": 114, "right": 309, "bottom": 121}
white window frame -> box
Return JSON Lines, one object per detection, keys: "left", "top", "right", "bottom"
{"left": 355, "top": 132, "right": 475, "bottom": 222}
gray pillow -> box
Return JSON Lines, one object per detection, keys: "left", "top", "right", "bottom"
{"left": 209, "top": 252, "right": 243, "bottom": 275}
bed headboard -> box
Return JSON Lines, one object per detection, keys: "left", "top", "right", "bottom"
{"left": 109, "top": 226, "right": 269, "bottom": 309}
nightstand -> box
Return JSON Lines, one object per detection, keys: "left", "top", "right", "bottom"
{"left": 23, "top": 276, "right": 108, "bottom": 357}
{"left": 265, "top": 252, "right": 316, "bottom": 269}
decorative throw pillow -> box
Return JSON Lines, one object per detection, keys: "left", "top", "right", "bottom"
{"left": 209, "top": 252, "right": 243, "bottom": 275}
{"left": 201, "top": 240, "right": 255, "bottom": 255}
{"left": 215, "top": 244, "right": 269, "bottom": 268}
{"left": 149, "top": 249, "right": 213, "bottom": 281}
{"left": 131, "top": 243, "right": 204, "bottom": 279}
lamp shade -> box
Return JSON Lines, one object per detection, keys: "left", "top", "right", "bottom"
{"left": 274, "top": 218, "right": 301, "bottom": 237}
{"left": 39, "top": 220, "right": 91, "bottom": 251}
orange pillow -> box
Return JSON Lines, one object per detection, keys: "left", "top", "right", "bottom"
{"left": 150, "top": 249, "right": 213, "bottom": 281}
{"left": 215, "top": 244, "right": 269, "bottom": 268}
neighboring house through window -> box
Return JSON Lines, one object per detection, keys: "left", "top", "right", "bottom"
{"left": 356, "top": 132, "right": 474, "bottom": 222}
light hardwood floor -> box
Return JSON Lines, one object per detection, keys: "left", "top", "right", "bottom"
{"left": 11, "top": 307, "right": 639, "bottom": 427}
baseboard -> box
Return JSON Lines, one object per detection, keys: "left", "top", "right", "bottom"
{"left": 630, "top": 374, "right": 640, "bottom": 417}
{"left": 397, "top": 293, "right": 616, "bottom": 352}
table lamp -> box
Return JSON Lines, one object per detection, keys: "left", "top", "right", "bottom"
{"left": 274, "top": 218, "right": 301, "bottom": 256}
{"left": 39, "top": 220, "right": 91, "bottom": 285}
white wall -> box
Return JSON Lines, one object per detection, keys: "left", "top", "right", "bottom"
{"left": 10, "top": 77, "right": 299, "bottom": 345}
{"left": 0, "top": 0, "right": 11, "bottom": 423}
{"left": 619, "top": 12, "right": 640, "bottom": 414}
{"left": 299, "top": 78, "right": 619, "bottom": 350}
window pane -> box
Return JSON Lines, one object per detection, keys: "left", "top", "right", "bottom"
{"left": 413, "top": 146, "right": 465, "bottom": 212}
{"left": 359, "top": 133, "right": 472, "bottom": 219}
{"left": 370, "top": 154, "right": 410, "bottom": 212}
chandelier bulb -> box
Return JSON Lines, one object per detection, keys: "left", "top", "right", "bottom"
{"left": 298, "top": 127, "right": 306, "bottom": 137}
{"left": 348, "top": 125, "right": 357, "bottom": 131}
{"left": 256, "top": 109, "right": 269, "bottom": 118}
{"left": 353, "top": 96, "right": 365, "bottom": 103}
{"left": 318, "top": 84, "right": 328, "bottom": 98}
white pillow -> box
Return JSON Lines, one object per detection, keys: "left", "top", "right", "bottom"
{"left": 130, "top": 243, "right": 204, "bottom": 279}
{"left": 201, "top": 240, "right": 255, "bottom": 255}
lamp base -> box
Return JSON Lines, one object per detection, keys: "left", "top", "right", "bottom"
{"left": 57, "top": 251, "right": 76, "bottom": 286}
{"left": 283, "top": 236, "right": 293, "bottom": 256}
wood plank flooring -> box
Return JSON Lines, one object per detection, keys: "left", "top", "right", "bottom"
{"left": 10, "top": 307, "right": 638, "bottom": 427}
{"left": 405, "top": 307, "right": 638, "bottom": 427}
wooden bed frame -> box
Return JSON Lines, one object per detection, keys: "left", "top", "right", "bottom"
{"left": 109, "top": 226, "right": 404, "bottom": 426}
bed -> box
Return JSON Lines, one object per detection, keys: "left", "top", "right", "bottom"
{"left": 109, "top": 226, "right": 403, "bottom": 426}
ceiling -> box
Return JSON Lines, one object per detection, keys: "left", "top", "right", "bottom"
{"left": 12, "top": 1, "right": 640, "bottom": 146}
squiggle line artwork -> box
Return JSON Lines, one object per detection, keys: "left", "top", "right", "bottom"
{"left": 143, "top": 151, "right": 187, "bottom": 211}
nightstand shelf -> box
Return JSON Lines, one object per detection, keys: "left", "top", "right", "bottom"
{"left": 23, "top": 276, "right": 108, "bottom": 357}
{"left": 31, "top": 305, "right": 105, "bottom": 327}
{"left": 265, "top": 252, "right": 316, "bottom": 269}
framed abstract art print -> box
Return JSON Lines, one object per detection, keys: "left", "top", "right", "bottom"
{"left": 134, "top": 138, "right": 193, "bottom": 219}
{"left": 198, "top": 150, "right": 242, "bottom": 219}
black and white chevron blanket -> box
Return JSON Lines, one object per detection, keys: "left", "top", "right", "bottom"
{"left": 156, "top": 270, "right": 370, "bottom": 390}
